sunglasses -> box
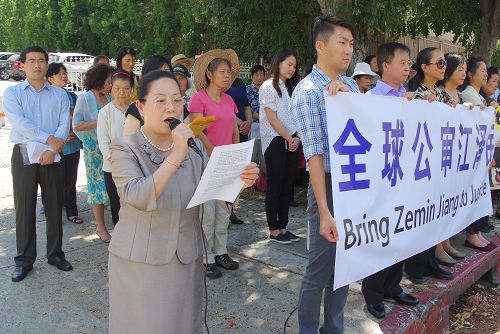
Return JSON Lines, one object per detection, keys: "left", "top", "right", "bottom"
{"left": 427, "top": 59, "right": 447, "bottom": 69}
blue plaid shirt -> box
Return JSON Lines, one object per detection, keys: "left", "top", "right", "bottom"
{"left": 290, "top": 65, "right": 360, "bottom": 173}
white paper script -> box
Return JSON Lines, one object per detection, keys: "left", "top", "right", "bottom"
{"left": 186, "top": 139, "right": 254, "bottom": 209}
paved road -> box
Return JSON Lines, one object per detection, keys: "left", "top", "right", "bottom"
{"left": 0, "top": 99, "right": 386, "bottom": 333}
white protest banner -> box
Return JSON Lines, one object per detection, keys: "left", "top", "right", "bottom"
{"left": 325, "top": 93, "right": 495, "bottom": 290}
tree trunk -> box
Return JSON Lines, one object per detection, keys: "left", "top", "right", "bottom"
{"left": 472, "top": 0, "right": 499, "bottom": 65}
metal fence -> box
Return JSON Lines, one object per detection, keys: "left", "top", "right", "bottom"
{"left": 63, "top": 58, "right": 261, "bottom": 94}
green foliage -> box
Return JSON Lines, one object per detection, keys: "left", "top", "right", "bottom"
{"left": 0, "top": 0, "right": 496, "bottom": 66}
{"left": 492, "top": 44, "right": 500, "bottom": 68}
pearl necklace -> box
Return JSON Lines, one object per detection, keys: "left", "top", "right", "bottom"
{"left": 140, "top": 126, "right": 174, "bottom": 152}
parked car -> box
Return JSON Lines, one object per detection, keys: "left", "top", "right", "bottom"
{"left": 0, "top": 52, "right": 16, "bottom": 80}
{"left": 5, "top": 54, "right": 25, "bottom": 81}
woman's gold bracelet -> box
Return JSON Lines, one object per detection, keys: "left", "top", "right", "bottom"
{"left": 165, "top": 159, "right": 181, "bottom": 169}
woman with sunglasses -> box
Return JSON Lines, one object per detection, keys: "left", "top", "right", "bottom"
{"left": 107, "top": 70, "right": 258, "bottom": 333}
{"left": 405, "top": 47, "right": 454, "bottom": 284}
{"left": 408, "top": 47, "right": 447, "bottom": 101}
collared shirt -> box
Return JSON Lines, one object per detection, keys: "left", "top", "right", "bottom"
{"left": 246, "top": 82, "right": 260, "bottom": 114}
{"left": 97, "top": 102, "right": 126, "bottom": 172}
{"left": 367, "top": 79, "right": 406, "bottom": 97}
{"left": 2, "top": 80, "right": 70, "bottom": 145}
{"left": 461, "top": 85, "right": 486, "bottom": 106}
{"left": 290, "top": 65, "right": 360, "bottom": 173}
{"left": 259, "top": 78, "right": 297, "bottom": 154}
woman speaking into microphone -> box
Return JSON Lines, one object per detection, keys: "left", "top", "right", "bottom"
{"left": 107, "top": 70, "right": 259, "bottom": 333}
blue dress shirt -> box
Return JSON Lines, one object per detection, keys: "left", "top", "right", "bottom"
{"left": 290, "top": 65, "right": 360, "bottom": 173}
{"left": 2, "top": 80, "right": 70, "bottom": 145}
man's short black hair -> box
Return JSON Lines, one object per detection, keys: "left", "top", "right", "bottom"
{"left": 250, "top": 64, "right": 265, "bottom": 76}
{"left": 20, "top": 46, "right": 48, "bottom": 64}
{"left": 376, "top": 42, "right": 410, "bottom": 75}
{"left": 312, "top": 14, "right": 355, "bottom": 46}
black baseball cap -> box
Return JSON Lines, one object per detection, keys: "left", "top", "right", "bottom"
{"left": 172, "top": 64, "right": 190, "bottom": 78}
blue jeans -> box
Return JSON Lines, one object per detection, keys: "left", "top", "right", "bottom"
{"left": 298, "top": 178, "right": 349, "bottom": 334}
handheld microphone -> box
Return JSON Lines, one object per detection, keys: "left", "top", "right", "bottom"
{"left": 169, "top": 119, "right": 203, "bottom": 157}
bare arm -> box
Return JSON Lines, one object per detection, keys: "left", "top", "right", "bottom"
{"left": 232, "top": 119, "right": 240, "bottom": 144}
{"left": 265, "top": 107, "right": 293, "bottom": 142}
{"left": 74, "top": 120, "right": 97, "bottom": 132}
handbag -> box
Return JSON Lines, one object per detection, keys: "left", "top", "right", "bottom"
{"left": 254, "top": 171, "right": 267, "bottom": 192}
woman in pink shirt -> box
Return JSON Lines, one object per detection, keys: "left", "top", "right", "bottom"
{"left": 188, "top": 49, "right": 240, "bottom": 279}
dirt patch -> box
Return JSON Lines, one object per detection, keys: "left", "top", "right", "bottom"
{"left": 449, "top": 283, "right": 500, "bottom": 334}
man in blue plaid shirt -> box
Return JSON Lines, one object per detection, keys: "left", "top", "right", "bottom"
{"left": 290, "top": 15, "right": 359, "bottom": 334}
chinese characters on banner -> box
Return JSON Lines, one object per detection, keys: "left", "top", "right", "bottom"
{"left": 326, "top": 93, "right": 495, "bottom": 290}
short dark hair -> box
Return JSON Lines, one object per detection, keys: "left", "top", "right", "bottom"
{"left": 46, "top": 62, "right": 67, "bottom": 79}
{"left": 312, "top": 14, "right": 355, "bottom": 46}
{"left": 84, "top": 64, "right": 113, "bottom": 91}
{"left": 142, "top": 55, "right": 170, "bottom": 76}
{"left": 441, "top": 53, "right": 466, "bottom": 85}
{"left": 116, "top": 46, "right": 137, "bottom": 72}
{"left": 376, "top": 43, "right": 410, "bottom": 75}
{"left": 487, "top": 66, "right": 499, "bottom": 81}
{"left": 250, "top": 64, "right": 265, "bottom": 76}
{"left": 93, "top": 55, "right": 109, "bottom": 65}
{"left": 138, "top": 70, "right": 179, "bottom": 101}
{"left": 20, "top": 46, "right": 48, "bottom": 63}
{"left": 364, "top": 55, "right": 376, "bottom": 64}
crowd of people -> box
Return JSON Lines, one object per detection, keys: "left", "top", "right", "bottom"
{"left": 2, "top": 12, "right": 499, "bottom": 334}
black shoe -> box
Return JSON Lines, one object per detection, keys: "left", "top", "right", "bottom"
{"left": 270, "top": 233, "right": 292, "bottom": 244}
{"left": 390, "top": 292, "right": 419, "bottom": 306}
{"left": 428, "top": 266, "right": 453, "bottom": 280}
{"left": 405, "top": 272, "right": 425, "bottom": 284}
{"left": 229, "top": 212, "right": 244, "bottom": 224}
{"left": 11, "top": 265, "right": 33, "bottom": 282}
{"left": 283, "top": 231, "right": 300, "bottom": 242}
{"left": 366, "top": 303, "right": 386, "bottom": 318}
{"left": 205, "top": 263, "right": 222, "bottom": 279}
{"left": 47, "top": 256, "right": 73, "bottom": 271}
{"left": 215, "top": 254, "right": 239, "bottom": 270}
{"left": 289, "top": 201, "right": 299, "bottom": 207}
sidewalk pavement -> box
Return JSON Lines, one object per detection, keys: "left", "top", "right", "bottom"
{"left": 0, "top": 120, "right": 496, "bottom": 334}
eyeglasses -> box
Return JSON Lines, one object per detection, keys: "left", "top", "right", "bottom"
{"left": 427, "top": 59, "right": 447, "bottom": 69}
{"left": 25, "top": 59, "right": 47, "bottom": 65}
{"left": 141, "top": 97, "right": 184, "bottom": 109}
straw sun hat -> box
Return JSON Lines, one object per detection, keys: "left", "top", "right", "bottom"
{"left": 193, "top": 49, "right": 240, "bottom": 91}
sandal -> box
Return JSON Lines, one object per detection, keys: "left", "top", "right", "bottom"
{"left": 68, "top": 216, "right": 84, "bottom": 224}
{"left": 96, "top": 230, "right": 112, "bottom": 243}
